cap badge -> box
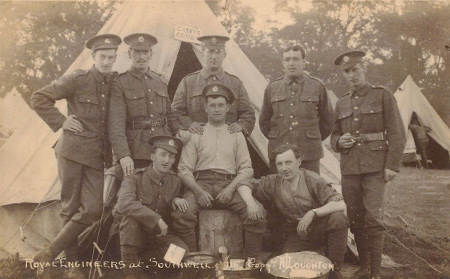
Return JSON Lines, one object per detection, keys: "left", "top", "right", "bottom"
{"left": 343, "top": 56, "right": 349, "bottom": 62}
{"left": 138, "top": 36, "right": 144, "bottom": 42}
{"left": 211, "top": 37, "right": 217, "bottom": 44}
{"left": 105, "top": 39, "right": 111, "bottom": 44}
{"left": 169, "top": 140, "right": 174, "bottom": 146}
{"left": 212, "top": 86, "right": 218, "bottom": 92}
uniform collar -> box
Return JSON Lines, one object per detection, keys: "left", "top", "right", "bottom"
{"left": 351, "top": 82, "right": 371, "bottom": 96}
{"left": 200, "top": 68, "right": 225, "bottom": 81}
{"left": 90, "top": 65, "right": 107, "bottom": 83}
{"left": 129, "top": 67, "right": 153, "bottom": 79}
{"left": 284, "top": 74, "right": 305, "bottom": 85}
{"left": 146, "top": 164, "right": 166, "bottom": 185}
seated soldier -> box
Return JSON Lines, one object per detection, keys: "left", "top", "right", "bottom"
{"left": 114, "top": 135, "right": 189, "bottom": 279}
{"left": 237, "top": 144, "right": 349, "bottom": 279}
{"left": 171, "top": 83, "right": 267, "bottom": 263}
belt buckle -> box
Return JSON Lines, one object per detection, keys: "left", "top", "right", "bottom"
{"left": 354, "top": 136, "right": 364, "bottom": 143}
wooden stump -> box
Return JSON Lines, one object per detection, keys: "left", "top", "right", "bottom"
{"left": 198, "top": 210, "right": 244, "bottom": 257}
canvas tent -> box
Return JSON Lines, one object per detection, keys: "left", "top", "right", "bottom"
{"left": 0, "top": 0, "right": 343, "bottom": 259}
{"left": 0, "top": 87, "right": 32, "bottom": 133}
{"left": 394, "top": 75, "right": 450, "bottom": 169}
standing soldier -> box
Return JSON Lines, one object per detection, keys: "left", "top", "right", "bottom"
{"left": 108, "top": 33, "right": 174, "bottom": 177}
{"left": 170, "top": 35, "right": 255, "bottom": 138}
{"left": 30, "top": 34, "right": 122, "bottom": 279}
{"left": 260, "top": 45, "right": 334, "bottom": 174}
{"left": 331, "top": 50, "right": 406, "bottom": 279}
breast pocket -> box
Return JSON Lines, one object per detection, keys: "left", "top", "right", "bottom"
{"left": 270, "top": 94, "right": 287, "bottom": 117}
{"left": 299, "top": 95, "right": 319, "bottom": 119}
{"left": 337, "top": 107, "right": 353, "bottom": 133}
{"left": 78, "top": 94, "right": 99, "bottom": 119}
{"left": 189, "top": 91, "right": 204, "bottom": 113}
{"left": 123, "top": 87, "right": 146, "bottom": 118}
{"left": 153, "top": 90, "right": 170, "bottom": 114}
{"left": 361, "top": 105, "right": 383, "bottom": 130}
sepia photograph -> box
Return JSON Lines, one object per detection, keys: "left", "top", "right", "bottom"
{"left": 0, "top": 1, "right": 449, "bottom": 278}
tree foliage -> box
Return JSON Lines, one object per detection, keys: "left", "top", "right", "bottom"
{"left": 0, "top": 1, "right": 119, "bottom": 102}
{"left": 209, "top": 0, "right": 450, "bottom": 124}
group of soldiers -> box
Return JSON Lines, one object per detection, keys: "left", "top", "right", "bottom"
{"left": 30, "top": 31, "right": 406, "bottom": 279}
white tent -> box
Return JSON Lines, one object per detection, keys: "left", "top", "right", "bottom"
{"left": 394, "top": 75, "right": 450, "bottom": 166}
{"left": 0, "top": 88, "right": 32, "bottom": 132}
{"left": 0, "top": 0, "right": 343, "bottom": 258}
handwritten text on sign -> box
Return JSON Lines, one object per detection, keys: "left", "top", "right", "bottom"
{"left": 174, "top": 25, "right": 202, "bottom": 44}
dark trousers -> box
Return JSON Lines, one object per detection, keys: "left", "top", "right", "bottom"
{"left": 119, "top": 216, "right": 188, "bottom": 260}
{"left": 416, "top": 138, "right": 429, "bottom": 166}
{"left": 282, "top": 212, "right": 349, "bottom": 268}
{"left": 269, "top": 159, "right": 320, "bottom": 174}
{"left": 171, "top": 171, "right": 267, "bottom": 257}
{"left": 52, "top": 154, "right": 103, "bottom": 261}
{"left": 342, "top": 172, "right": 386, "bottom": 275}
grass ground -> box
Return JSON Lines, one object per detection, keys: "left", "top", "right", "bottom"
{"left": 1, "top": 166, "right": 449, "bottom": 279}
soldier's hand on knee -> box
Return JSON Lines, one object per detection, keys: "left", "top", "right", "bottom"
{"left": 296, "top": 212, "right": 314, "bottom": 238}
{"left": 338, "top": 133, "right": 356, "bottom": 149}
{"left": 172, "top": 197, "right": 189, "bottom": 212}
{"left": 120, "top": 156, "right": 134, "bottom": 176}
{"left": 157, "top": 218, "right": 168, "bottom": 237}
{"left": 216, "top": 187, "right": 234, "bottom": 204}
{"left": 62, "top": 115, "right": 84, "bottom": 133}
{"left": 228, "top": 123, "right": 243, "bottom": 134}
{"left": 195, "top": 189, "right": 213, "bottom": 208}
{"left": 247, "top": 201, "right": 265, "bottom": 220}
{"left": 383, "top": 168, "right": 397, "bottom": 182}
{"left": 188, "top": 122, "right": 204, "bottom": 135}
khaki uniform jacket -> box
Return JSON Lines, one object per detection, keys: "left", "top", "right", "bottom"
{"left": 108, "top": 68, "right": 174, "bottom": 161}
{"left": 30, "top": 65, "right": 115, "bottom": 170}
{"left": 259, "top": 74, "right": 334, "bottom": 160}
{"left": 330, "top": 83, "right": 406, "bottom": 175}
{"left": 115, "top": 167, "right": 181, "bottom": 231}
{"left": 170, "top": 68, "right": 256, "bottom": 136}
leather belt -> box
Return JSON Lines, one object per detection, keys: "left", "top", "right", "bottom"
{"left": 353, "top": 132, "right": 386, "bottom": 143}
{"left": 194, "top": 170, "right": 236, "bottom": 181}
{"left": 126, "top": 118, "right": 167, "bottom": 130}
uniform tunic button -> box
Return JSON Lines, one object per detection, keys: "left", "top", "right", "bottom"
{"left": 280, "top": 114, "right": 283, "bottom": 116}
{"left": 151, "top": 128, "right": 155, "bottom": 131}
{"left": 354, "top": 106, "right": 358, "bottom": 109}
{"left": 102, "top": 94, "right": 105, "bottom": 98}
{"left": 145, "top": 76, "right": 148, "bottom": 79}
{"left": 357, "top": 143, "right": 361, "bottom": 146}
{"left": 292, "top": 92, "right": 295, "bottom": 95}
{"left": 289, "top": 127, "right": 293, "bottom": 130}
{"left": 355, "top": 96, "right": 359, "bottom": 99}
{"left": 102, "top": 82, "right": 105, "bottom": 85}
{"left": 148, "top": 89, "right": 151, "bottom": 92}
{"left": 87, "top": 100, "right": 90, "bottom": 102}
{"left": 134, "top": 96, "right": 137, "bottom": 99}
{"left": 289, "top": 115, "right": 293, "bottom": 119}
{"left": 354, "top": 118, "right": 359, "bottom": 121}
{"left": 150, "top": 114, "right": 154, "bottom": 117}
{"left": 370, "top": 110, "right": 374, "bottom": 113}
{"left": 290, "top": 103, "right": 294, "bottom": 106}
{"left": 102, "top": 107, "right": 105, "bottom": 110}
{"left": 150, "top": 101, "right": 153, "bottom": 105}
{"left": 356, "top": 130, "right": 360, "bottom": 133}
{"left": 139, "top": 199, "right": 143, "bottom": 202}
